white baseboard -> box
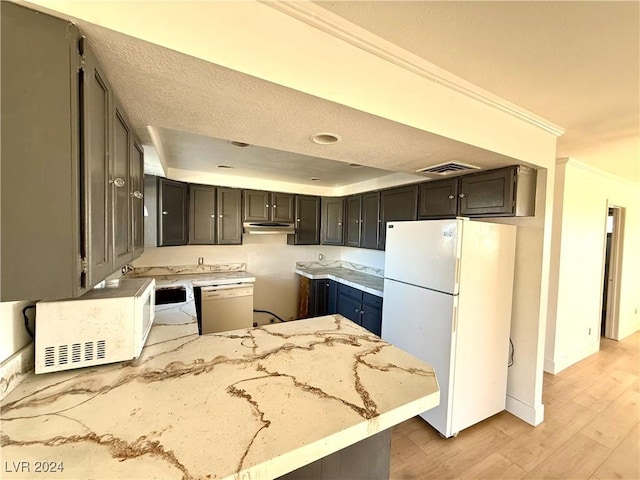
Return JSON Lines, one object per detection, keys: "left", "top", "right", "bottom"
{"left": 543, "top": 341, "right": 600, "bottom": 374}
{"left": 506, "top": 394, "right": 545, "bottom": 426}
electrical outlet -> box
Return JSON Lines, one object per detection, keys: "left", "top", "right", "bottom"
{"left": 318, "top": 253, "right": 324, "bottom": 261}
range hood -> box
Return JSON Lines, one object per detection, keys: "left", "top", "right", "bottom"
{"left": 243, "top": 222, "right": 295, "bottom": 235}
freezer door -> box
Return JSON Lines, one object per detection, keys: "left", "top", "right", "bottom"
{"left": 384, "top": 219, "right": 460, "bottom": 295}
{"left": 381, "top": 278, "right": 456, "bottom": 437}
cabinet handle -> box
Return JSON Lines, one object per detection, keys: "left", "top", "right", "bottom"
{"left": 162, "top": 211, "right": 168, "bottom": 215}
{"left": 448, "top": 195, "right": 455, "bottom": 199}
{"left": 266, "top": 204, "right": 270, "bottom": 208}
{"left": 131, "top": 190, "right": 143, "bottom": 199}
{"left": 361, "top": 310, "right": 365, "bottom": 315}
{"left": 210, "top": 214, "right": 216, "bottom": 218}
{"left": 112, "top": 177, "right": 125, "bottom": 188}
{"left": 338, "top": 222, "right": 342, "bottom": 226}
{"left": 354, "top": 308, "right": 359, "bottom": 313}
{"left": 219, "top": 214, "right": 224, "bottom": 218}
{"left": 297, "top": 218, "right": 301, "bottom": 222}
{"left": 459, "top": 193, "right": 467, "bottom": 198}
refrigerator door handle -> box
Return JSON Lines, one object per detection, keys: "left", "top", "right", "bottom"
{"left": 452, "top": 304, "right": 458, "bottom": 333}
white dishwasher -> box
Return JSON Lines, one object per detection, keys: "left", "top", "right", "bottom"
{"left": 200, "top": 284, "right": 254, "bottom": 334}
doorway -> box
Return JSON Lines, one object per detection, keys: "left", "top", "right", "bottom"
{"left": 601, "top": 205, "right": 624, "bottom": 339}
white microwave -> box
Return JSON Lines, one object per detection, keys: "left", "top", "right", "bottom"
{"left": 35, "top": 277, "right": 155, "bottom": 374}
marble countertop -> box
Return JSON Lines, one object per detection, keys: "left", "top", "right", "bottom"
{"left": 129, "top": 264, "right": 256, "bottom": 288}
{"left": 1, "top": 315, "right": 439, "bottom": 480}
{"left": 295, "top": 261, "right": 384, "bottom": 297}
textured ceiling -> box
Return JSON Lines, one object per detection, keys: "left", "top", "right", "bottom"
{"left": 156, "top": 127, "right": 396, "bottom": 187}
{"left": 315, "top": 1, "right": 640, "bottom": 182}
{"left": 76, "top": 21, "right": 522, "bottom": 187}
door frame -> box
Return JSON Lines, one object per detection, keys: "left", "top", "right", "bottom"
{"left": 601, "top": 204, "right": 625, "bottom": 340}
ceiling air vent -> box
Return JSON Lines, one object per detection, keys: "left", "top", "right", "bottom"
{"left": 416, "top": 162, "right": 480, "bottom": 175}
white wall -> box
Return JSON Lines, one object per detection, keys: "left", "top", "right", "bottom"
{"left": 546, "top": 159, "right": 640, "bottom": 374}
{"left": 478, "top": 166, "right": 554, "bottom": 426}
{"left": 0, "top": 301, "right": 35, "bottom": 364}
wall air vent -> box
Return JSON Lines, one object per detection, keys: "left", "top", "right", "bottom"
{"left": 416, "top": 162, "right": 480, "bottom": 175}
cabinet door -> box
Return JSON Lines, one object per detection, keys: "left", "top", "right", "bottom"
{"left": 290, "top": 195, "right": 320, "bottom": 245}
{"left": 189, "top": 184, "right": 216, "bottom": 245}
{"left": 362, "top": 292, "right": 383, "bottom": 336}
{"left": 418, "top": 178, "right": 458, "bottom": 219}
{"left": 217, "top": 187, "right": 242, "bottom": 245}
{"left": 82, "top": 49, "right": 112, "bottom": 286}
{"left": 345, "top": 195, "right": 362, "bottom": 247}
{"left": 131, "top": 141, "right": 144, "bottom": 258}
{"left": 379, "top": 185, "right": 418, "bottom": 249}
{"left": 321, "top": 197, "right": 344, "bottom": 245}
{"left": 112, "top": 105, "right": 133, "bottom": 266}
{"left": 337, "top": 293, "right": 362, "bottom": 324}
{"left": 361, "top": 304, "right": 382, "bottom": 336}
{"left": 361, "top": 191, "right": 380, "bottom": 250}
{"left": 158, "top": 178, "right": 188, "bottom": 246}
{"left": 459, "top": 167, "right": 516, "bottom": 216}
{"left": 272, "top": 192, "right": 295, "bottom": 222}
{"left": 243, "top": 190, "right": 270, "bottom": 221}
{"left": 310, "top": 279, "right": 331, "bottom": 317}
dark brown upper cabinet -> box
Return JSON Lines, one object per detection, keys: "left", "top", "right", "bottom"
{"left": 379, "top": 185, "right": 418, "bottom": 249}
{"left": 131, "top": 142, "right": 145, "bottom": 258}
{"left": 418, "top": 178, "right": 459, "bottom": 219}
{"left": 1, "top": 2, "right": 142, "bottom": 301}
{"left": 216, "top": 187, "right": 243, "bottom": 245}
{"left": 112, "top": 102, "right": 133, "bottom": 268}
{"left": 344, "top": 192, "right": 380, "bottom": 249}
{"left": 361, "top": 192, "right": 381, "bottom": 250}
{"left": 189, "top": 184, "right": 216, "bottom": 245}
{"left": 158, "top": 178, "right": 189, "bottom": 246}
{"left": 321, "top": 197, "right": 345, "bottom": 245}
{"left": 243, "top": 190, "right": 294, "bottom": 222}
{"left": 459, "top": 165, "right": 537, "bottom": 217}
{"left": 288, "top": 195, "right": 320, "bottom": 245}
{"left": 345, "top": 195, "right": 363, "bottom": 247}
{"left": 187, "top": 185, "right": 242, "bottom": 245}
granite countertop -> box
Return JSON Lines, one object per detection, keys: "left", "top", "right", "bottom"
{"left": 1, "top": 315, "right": 439, "bottom": 480}
{"left": 129, "top": 263, "right": 256, "bottom": 288}
{"left": 295, "top": 261, "right": 384, "bottom": 297}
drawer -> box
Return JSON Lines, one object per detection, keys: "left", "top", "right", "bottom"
{"left": 338, "top": 283, "right": 363, "bottom": 301}
{"left": 363, "top": 292, "right": 383, "bottom": 309}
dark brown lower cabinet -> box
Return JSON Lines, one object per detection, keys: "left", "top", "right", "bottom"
{"left": 336, "top": 283, "right": 382, "bottom": 336}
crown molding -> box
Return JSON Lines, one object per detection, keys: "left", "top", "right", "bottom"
{"left": 262, "top": 1, "right": 565, "bottom": 138}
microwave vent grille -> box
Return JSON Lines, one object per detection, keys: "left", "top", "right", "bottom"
{"left": 41, "top": 340, "right": 107, "bottom": 370}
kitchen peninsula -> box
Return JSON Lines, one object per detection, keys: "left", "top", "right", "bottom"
{"left": 1, "top": 315, "right": 439, "bottom": 479}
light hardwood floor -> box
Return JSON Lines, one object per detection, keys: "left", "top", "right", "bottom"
{"left": 390, "top": 331, "right": 640, "bottom": 479}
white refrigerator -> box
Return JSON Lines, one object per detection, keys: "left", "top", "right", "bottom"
{"left": 382, "top": 219, "right": 516, "bottom": 438}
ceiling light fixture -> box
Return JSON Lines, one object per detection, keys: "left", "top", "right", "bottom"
{"left": 311, "top": 132, "right": 341, "bottom": 145}
{"left": 230, "top": 141, "right": 250, "bottom": 148}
